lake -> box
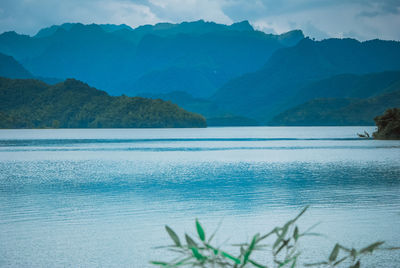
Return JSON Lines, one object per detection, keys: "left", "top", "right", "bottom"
{"left": 0, "top": 127, "right": 399, "bottom": 267}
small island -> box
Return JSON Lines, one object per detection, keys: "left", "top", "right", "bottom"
{"left": 373, "top": 108, "right": 400, "bottom": 140}
{"left": 0, "top": 77, "right": 207, "bottom": 128}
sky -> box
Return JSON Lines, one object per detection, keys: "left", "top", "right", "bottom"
{"left": 0, "top": 0, "right": 399, "bottom": 41}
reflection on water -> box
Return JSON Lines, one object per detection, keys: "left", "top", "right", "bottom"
{"left": 0, "top": 127, "right": 399, "bottom": 267}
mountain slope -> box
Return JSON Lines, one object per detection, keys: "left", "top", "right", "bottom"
{"left": 212, "top": 38, "right": 400, "bottom": 123}
{"left": 139, "top": 91, "right": 258, "bottom": 126}
{"left": 270, "top": 86, "right": 400, "bottom": 126}
{"left": 123, "top": 26, "right": 303, "bottom": 97}
{"left": 0, "top": 52, "right": 32, "bottom": 78}
{"left": 0, "top": 77, "right": 206, "bottom": 128}
{"left": 286, "top": 70, "right": 400, "bottom": 108}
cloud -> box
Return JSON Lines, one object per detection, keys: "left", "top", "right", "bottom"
{"left": 147, "top": 0, "right": 232, "bottom": 24}
{"left": 0, "top": 0, "right": 399, "bottom": 41}
{"left": 0, "top": 0, "right": 160, "bottom": 35}
{"left": 247, "top": 0, "right": 400, "bottom": 40}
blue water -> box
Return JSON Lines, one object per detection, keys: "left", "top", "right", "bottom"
{"left": 0, "top": 127, "right": 399, "bottom": 267}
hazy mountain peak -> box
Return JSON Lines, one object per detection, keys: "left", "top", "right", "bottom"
{"left": 1, "top": 31, "right": 19, "bottom": 37}
{"left": 0, "top": 31, "right": 30, "bottom": 40}
{"left": 320, "top": 37, "right": 360, "bottom": 45}
{"left": 99, "top": 24, "right": 133, "bottom": 32}
{"left": 34, "top": 22, "right": 106, "bottom": 38}
{"left": 35, "top": 23, "right": 76, "bottom": 38}
{"left": 69, "top": 23, "right": 104, "bottom": 33}
{"left": 133, "top": 20, "right": 256, "bottom": 37}
{"left": 230, "top": 20, "right": 253, "bottom": 31}
{"left": 277, "top": 29, "right": 305, "bottom": 46}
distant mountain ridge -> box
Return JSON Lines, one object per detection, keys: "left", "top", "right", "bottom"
{"left": 0, "top": 20, "right": 304, "bottom": 97}
{"left": 35, "top": 23, "right": 134, "bottom": 38}
{"left": 212, "top": 37, "right": 400, "bottom": 123}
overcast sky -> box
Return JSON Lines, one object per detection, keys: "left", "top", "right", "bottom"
{"left": 0, "top": 0, "right": 399, "bottom": 40}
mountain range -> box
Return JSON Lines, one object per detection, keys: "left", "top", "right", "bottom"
{"left": 212, "top": 38, "right": 400, "bottom": 123}
{"left": 0, "top": 20, "right": 303, "bottom": 97}
{"left": 0, "top": 20, "right": 399, "bottom": 127}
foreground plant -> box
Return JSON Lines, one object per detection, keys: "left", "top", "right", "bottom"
{"left": 151, "top": 206, "right": 398, "bottom": 267}
{"left": 305, "top": 241, "right": 390, "bottom": 268}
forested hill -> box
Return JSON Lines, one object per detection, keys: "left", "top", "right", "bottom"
{"left": 269, "top": 88, "right": 400, "bottom": 126}
{"left": 0, "top": 77, "right": 206, "bottom": 128}
{"left": 269, "top": 71, "right": 400, "bottom": 126}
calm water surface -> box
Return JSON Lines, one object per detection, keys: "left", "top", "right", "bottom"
{"left": 0, "top": 127, "right": 399, "bottom": 267}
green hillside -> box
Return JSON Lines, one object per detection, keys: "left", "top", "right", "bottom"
{"left": 0, "top": 77, "right": 206, "bottom": 128}
{"left": 270, "top": 89, "right": 400, "bottom": 126}
{"left": 286, "top": 71, "right": 400, "bottom": 107}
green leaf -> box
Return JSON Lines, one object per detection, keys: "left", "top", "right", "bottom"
{"left": 292, "top": 205, "right": 309, "bottom": 222}
{"left": 275, "top": 239, "right": 290, "bottom": 255}
{"left": 244, "top": 234, "right": 259, "bottom": 264}
{"left": 278, "top": 258, "right": 292, "bottom": 267}
{"left": 207, "top": 219, "right": 223, "bottom": 243}
{"left": 278, "top": 253, "right": 300, "bottom": 267}
{"left": 333, "top": 256, "right": 348, "bottom": 266}
{"left": 205, "top": 243, "right": 219, "bottom": 255}
{"left": 191, "top": 247, "right": 205, "bottom": 261}
{"left": 338, "top": 244, "right": 351, "bottom": 252}
{"left": 165, "top": 225, "right": 181, "bottom": 247}
{"left": 240, "top": 246, "right": 245, "bottom": 256}
{"left": 300, "top": 232, "right": 324, "bottom": 238}
{"left": 174, "top": 256, "right": 194, "bottom": 266}
{"left": 304, "top": 261, "right": 328, "bottom": 266}
{"left": 273, "top": 231, "right": 285, "bottom": 250}
{"left": 350, "top": 248, "right": 357, "bottom": 260}
{"left": 301, "top": 222, "right": 321, "bottom": 235}
{"left": 382, "top": 246, "right": 400, "bottom": 250}
{"left": 274, "top": 221, "right": 292, "bottom": 250}
{"left": 221, "top": 251, "right": 241, "bottom": 264}
{"left": 290, "top": 256, "right": 297, "bottom": 268}
{"left": 293, "top": 226, "right": 299, "bottom": 242}
{"left": 329, "top": 243, "right": 340, "bottom": 262}
{"left": 359, "top": 241, "right": 384, "bottom": 254}
{"left": 150, "top": 261, "right": 169, "bottom": 266}
{"left": 195, "top": 218, "right": 206, "bottom": 241}
{"left": 166, "top": 247, "right": 187, "bottom": 253}
{"left": 349, "top": 261, "right": 360, "bottom": 268}
{"left": 185, "top": 234, "right": 198, "bottom": 248}
{"left": 258, "top": 227, "right": 278, "bottom": 243}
